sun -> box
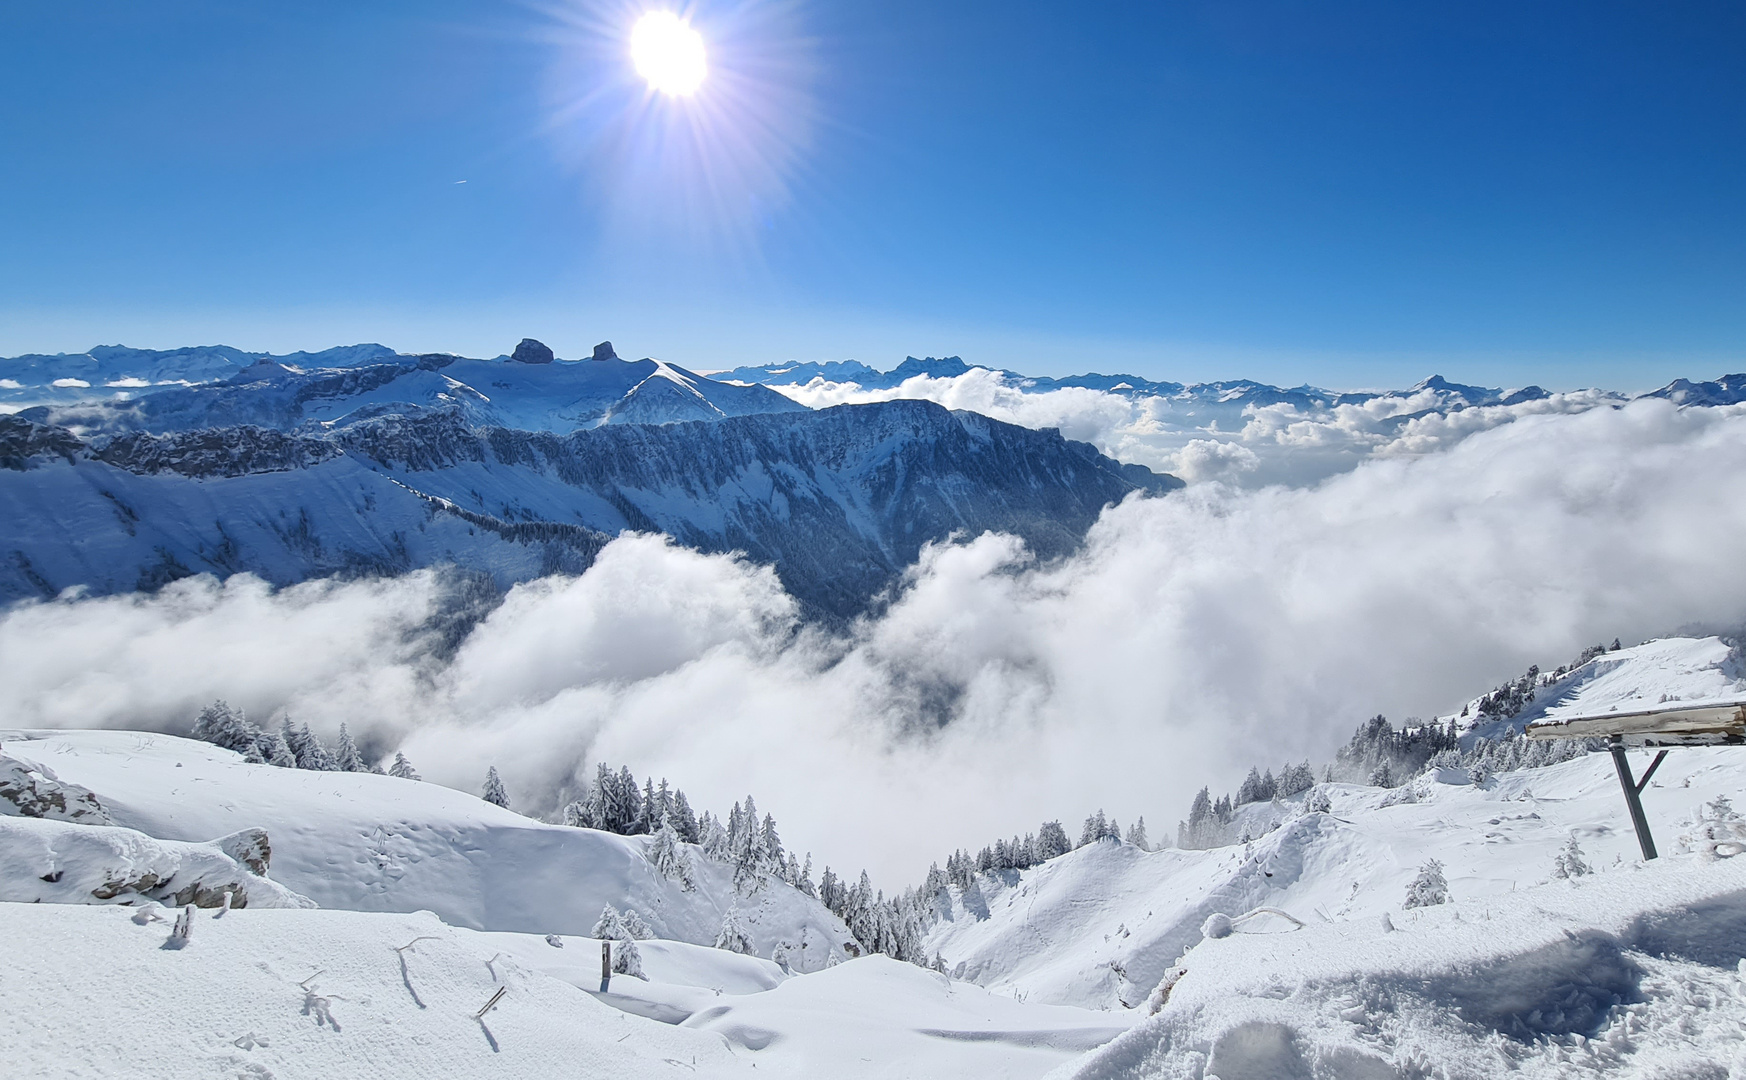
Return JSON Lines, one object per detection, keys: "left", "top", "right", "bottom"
{"left": 630, "top": 11, "right": 707, "bottom": 97}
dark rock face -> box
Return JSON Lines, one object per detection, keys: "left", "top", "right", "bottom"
{"left": 0, "top": 402, "right": 1182, "bottom": 618}
{"left": 592, "top": 341, "right": 619, "bottom": 362}
{"left": 512, "top": 338, "right": 556, "bottom": 364}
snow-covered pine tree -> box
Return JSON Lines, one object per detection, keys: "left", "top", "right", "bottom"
{"left": 621, "top": 908, "right": 653, "bottom": 940}
{"left": 671, "top": 789, "right": 699, "bottom": 842}
{"left": 593, "top": 905, "right": 627, "bottom": 940}
{"left": 1403, "top": 859, "right": 1449, "bottom": 908}
{"left": 562, "top": 801, "right": 587, "bottom": 827}
{"left": 606, "top": 766, "right": 641, "bottom": 834}
{"left": 647, "top": 813, "right": 695, "bottom": 890}
{"left": 700, "top": 812, "right": 731, "bottom": 861}
{"left": 1237, "top": 767, "right": 1264, "bottom": 805}
{"left": 1278, "top": 761, "right": 1316, "bottom": 797}
{"left": 482, "top": 766, "right": 510, "bottom": 809}
{"left": 1368, "top": 760, "right": 1394, "bottom": 788}
{"left": 1079, "top": 810, "right": 1110, "bottom": 847}
{"left": 388, "top": 751, "right": 420, "bottom": 780}
{"left": 1553, "top": 836, "right": 1591, "bottom": 879}
{"left": 191, "top": 700, "right": 262, "bottom": 754}
{"left": 611, "top": 938, "right": 644, "bottom": 978}
{"left": 285, "top": 720, "right": 335, "bottom": 771}
{"left": 796, "top": 854, "right": 816, "bottom": 899}
{"left": 1126, "top": 817, "right": 1149, "bottom": 851}
{"left": 1305, "top": 786, "right": 1333, "bottom": 814}
{"left": 639, "top": 777, "right": 658, "bottom": 834}
{"left": 714, "top": 906, "right": 753, "bottom": 954}
{"left": 761, "top": 813, "right": 785, "bottom": 877}
{"left": 1037, "top": 820, "right": 1071, "bottom": 861}
{"left": 818, "top": 866, "right": 842, "bottom": 915}
{"left": 266, "top": 732, "right": 298, "bottom": 769}
{"left": 333, "top": 723, "right": 366, "bottom": 773}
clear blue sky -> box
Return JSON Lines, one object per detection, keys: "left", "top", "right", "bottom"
{"left": 2, "top": 0, "right": 1742, "bottom": 388}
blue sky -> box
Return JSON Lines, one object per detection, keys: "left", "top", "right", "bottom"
{"left": 2, "top": 0, "right": 1742, "bottom": 388}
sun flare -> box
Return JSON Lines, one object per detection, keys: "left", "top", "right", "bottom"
{"left": 631, "top": 11, "right": 707, "bottom": 97}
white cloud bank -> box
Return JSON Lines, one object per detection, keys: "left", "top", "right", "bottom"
{"left": 4, "top": 400, "right": 1746, "bottom": 884}
{"left": 770, "top": 369, "right": 1623, "bottom": 486}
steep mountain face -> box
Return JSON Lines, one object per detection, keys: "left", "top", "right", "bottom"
{"left": 0, "top": 400, "right": 1180, "bottom": 615}
{"left": 13, "top": 351, "right": 809, "bottom": 434}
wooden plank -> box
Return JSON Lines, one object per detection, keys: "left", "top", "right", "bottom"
{"left": 1524, "top": 700, "right": 1746, "bottom": 746}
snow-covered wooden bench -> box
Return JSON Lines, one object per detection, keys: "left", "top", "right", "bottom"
{"left": 1525, "top": 699, "right": 1746, "bottom": 860}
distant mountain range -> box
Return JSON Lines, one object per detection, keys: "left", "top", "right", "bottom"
{"left": 716, "top": 354, "right": 1746, "bottom": 410}
{"left": 4, "top": 340, "right": 807, "bottom": 433}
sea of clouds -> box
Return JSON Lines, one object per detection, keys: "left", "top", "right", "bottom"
{"left": 769, "top": 367, "right": 1623, "bottom": 487}
{"left": 4, "top": 399, "right": 1746, "bottom": 883}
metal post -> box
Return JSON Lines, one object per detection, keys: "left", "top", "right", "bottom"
{"left": 1609, "top": 736, "right": 1659, "bottom": 861}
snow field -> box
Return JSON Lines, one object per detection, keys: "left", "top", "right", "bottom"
{"left": 0, "top": 902, "right": 747, "bottom": 1080}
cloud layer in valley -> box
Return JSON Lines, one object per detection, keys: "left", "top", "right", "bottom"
{"left": 769, "top": 368, "right": 1623, "bottom": 486}
{"left": 5, "top": 400, "right": 1746, "bottom": 884}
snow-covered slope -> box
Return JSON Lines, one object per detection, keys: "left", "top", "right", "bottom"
{"left": 923, "top": 636, "right": 1746, "bottom": 1020}
{"left": 0, "top": 728, "right": 851, "bottom": 960}
{"left": 1460, "top": 634, "right": 1746, "bottom": 743}
{"left": 0, "top": 401, "right": 1178, "bottom": 615}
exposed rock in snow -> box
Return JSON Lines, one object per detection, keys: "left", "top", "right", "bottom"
{"left": 0, "top": 751, "right": 113, "bottom": 823}
{"left": 0, "top": 815, "right": 311, "bottom": 909}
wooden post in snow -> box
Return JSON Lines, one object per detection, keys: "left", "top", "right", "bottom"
{"left": 600, "top": 940, "right": 611, "bottom": 992}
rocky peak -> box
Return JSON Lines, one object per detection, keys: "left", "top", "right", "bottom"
{"left": 512, "top": 338, "right": 555, "bottom": 364}
{"left": 591, "top": 341, "right": 619, "bottom": 362}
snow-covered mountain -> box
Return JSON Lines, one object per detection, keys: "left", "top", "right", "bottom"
{"left": 7, "top": 341, "right": 808, "bottom": 434}
{"left": 0, "top": 400, "right": 1179, "bottom": 615}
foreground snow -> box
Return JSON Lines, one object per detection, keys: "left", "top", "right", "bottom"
{"left": 1060, "top": 856, "right": 1746, "bottom": 1079}
{"left": 0, "top": 902, "right": 1130, "bottom": 1080}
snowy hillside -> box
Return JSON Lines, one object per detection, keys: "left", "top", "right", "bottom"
{"left": 924, "top": 636, "right": 1746, "bottom": 1012}
{"left": 0, "top": 728, "right": 850, "bottom": 958}
{"left": 0, "top": 400, "right": 1178, "bottom": 615}
{"left": 0, "top": 729, "right": 1136, "bottom": 1080}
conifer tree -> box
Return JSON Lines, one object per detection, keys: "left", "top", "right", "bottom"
{"left": 1403, "top": 859, "right": 1448, "bottom": 908}
{"left": 647, "top": 813, "right": 695, "bottom": 890}
{"left": 593, "top": 905, "right": 627, "bottom": 940}
{"left": 191, "top": 700, "right": 263, "bottom": 754}
{"left": 333, "top": 723, "right": 366, "bottom": 773}
{"left": 266, "top": 732, "right": 298, "bottom": 769}
{"left": 482, "top": 766, "right": 511, "bottom": 809}
{"left": 714, "top": 906, "right": 754, "bottom": 954}
{"left": 1126, "top": 817, "right": 1150, "bottom": 851}
{"left": 671, "top": 789, "right": 700, "bottom": 842}
{"left": 388, "top": 751, "right": 420, "bottom": 780}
